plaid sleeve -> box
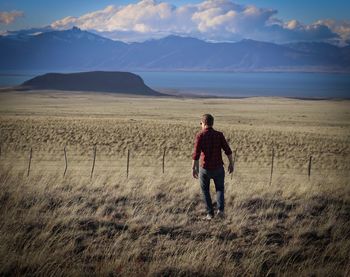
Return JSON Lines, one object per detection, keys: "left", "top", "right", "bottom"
{"left": 192, "top": 133, "right": 201, "bottom": 160}
{"left": 221, "top": 132, "right": 232, "bottom": 156}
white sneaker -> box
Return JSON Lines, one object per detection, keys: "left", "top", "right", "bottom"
{"left": 203, "top": 214, "right": 213, "bottom": 220}
{"left": 216, "top": 210, "right": 225, "bottom": 219}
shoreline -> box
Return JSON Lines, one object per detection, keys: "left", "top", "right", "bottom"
{"left": 1, "top": 87, "right": 349, "bottom": 101}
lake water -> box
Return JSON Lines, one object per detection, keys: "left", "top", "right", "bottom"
{"left": 1, "top": 70, "right": 350, "bottom": 98}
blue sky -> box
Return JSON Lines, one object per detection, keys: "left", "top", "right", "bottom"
{"left": 1, "top": 0, "right": 350, "bottom": 43}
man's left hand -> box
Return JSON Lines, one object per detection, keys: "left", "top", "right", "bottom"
{"left": 228, "top": 163, "right": 234, "bottom": 174}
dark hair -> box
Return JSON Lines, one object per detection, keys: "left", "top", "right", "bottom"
{"left": 202, "top": 114, "right": 214, "bottom": 126}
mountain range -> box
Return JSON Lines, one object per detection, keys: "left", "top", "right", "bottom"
{"left": 1, "top": 26, "right": 349, "bottom": 72}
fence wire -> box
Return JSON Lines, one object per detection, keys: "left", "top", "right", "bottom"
{"left": 0, "top": 146, "right": 349, "bottom": 181}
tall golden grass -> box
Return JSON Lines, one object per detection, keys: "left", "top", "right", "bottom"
{"left": 1, "top": 168, "right": 349, "bottom": 276}
{"left": 0, "top": 91, "right": 349, "bottom": 276}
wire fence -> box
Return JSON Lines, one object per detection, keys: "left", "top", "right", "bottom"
{"left": 0, "top": 145, "right": 349, "bottom": 183}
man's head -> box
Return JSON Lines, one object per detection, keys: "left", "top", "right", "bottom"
{"left": 201, "top": 114, "right": 214, "bottom": 129}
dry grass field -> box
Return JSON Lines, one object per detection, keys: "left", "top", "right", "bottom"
{"left": 0, "top": 90, "right": 349, "bottom": 276}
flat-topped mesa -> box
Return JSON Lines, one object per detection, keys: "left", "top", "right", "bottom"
{"left": 19, "top": 71, "right": 163, "bottom": 96}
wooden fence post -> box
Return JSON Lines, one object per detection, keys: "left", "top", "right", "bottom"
{"left": 231, "top": 149, "right": 237, "bottom": 180}
{"left": 269, "top": 147, "right": 274, "bottom": 185}
{"left": 27, "top": 147, "right": 32, "bottom": 177}
{"left": 126, "top": 149, "right": 130, "bottom": 178}
{"left": 90, "top": 146, "right": 96, "bottom": 179}
{"left": 162, "top": 147, "right": 166, "bottom": 174}
{"left": 308, "top": 155, "right": 312, "bottom": 180}
{"left": 63, "top": 146, "right": 68, "bottom": 177}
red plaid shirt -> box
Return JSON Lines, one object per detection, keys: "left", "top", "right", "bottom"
{"left": 192, "top": 127, "right": 232, "bottom": 169}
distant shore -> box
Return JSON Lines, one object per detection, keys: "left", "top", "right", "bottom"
{"left": 0, "top": 88, "right": 349, "bottom": 101}
{"left": 1, "top": 71, "right": 350, "bottom": 99}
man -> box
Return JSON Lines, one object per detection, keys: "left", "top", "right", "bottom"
{"left": 192, "top": 114, "right": 234, "bottom": 220}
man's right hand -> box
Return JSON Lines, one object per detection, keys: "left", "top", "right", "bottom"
{"left": 192, "top": 168, "right": 199, "bottom": 179}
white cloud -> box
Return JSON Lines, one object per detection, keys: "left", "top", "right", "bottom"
{"left": 106, "top": 0, "right": 175, "bottom": 32}
{"left": 49, "top": 0, "right": 342, "bottom": 43}
{"left": 285, "top": 20, "right": 302, "bottom": 30}
{"left": 51, "top": 5, "right": 118, "bottom": 31}
{"left": 316, "top": 19, "right": 350, "bottom": 42}
{"left": 0, "top": 10, "right": 24, "bottom": 25}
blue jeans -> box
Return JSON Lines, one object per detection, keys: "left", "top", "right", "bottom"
{"left": 199, "top": 165, "right": 225, "bottom": 216}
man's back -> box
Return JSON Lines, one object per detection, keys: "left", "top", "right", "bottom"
{"left": 192, "top": 127, "right": 232, "bottom": 170}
